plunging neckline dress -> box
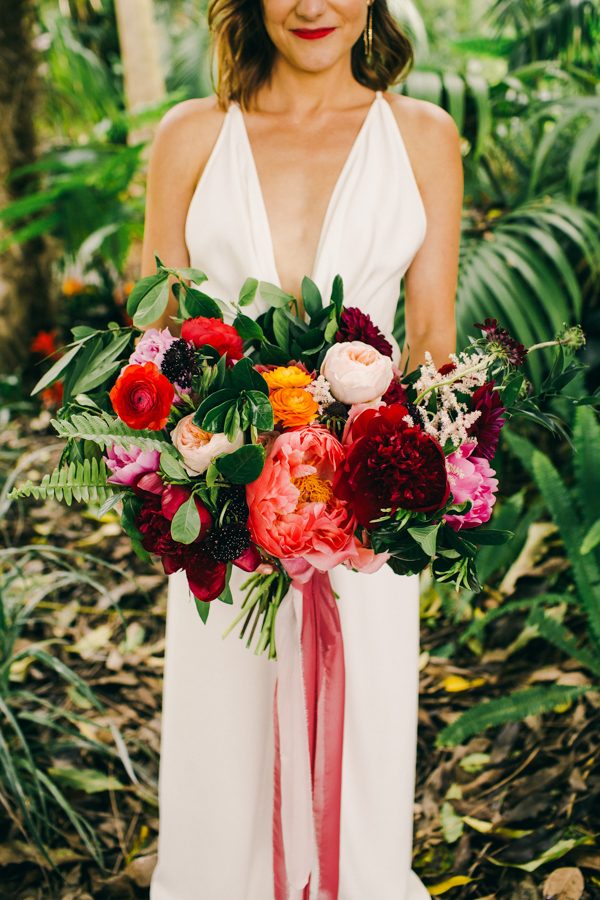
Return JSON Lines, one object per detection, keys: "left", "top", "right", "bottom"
{"left": 149, "top": 89, "right": 431, "bottom": 900}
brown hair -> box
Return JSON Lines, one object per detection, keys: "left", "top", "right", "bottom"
{"left": 207, "top": 0, "right": 414, "bottom": 111}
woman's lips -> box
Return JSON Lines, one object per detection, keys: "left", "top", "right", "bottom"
{"left": 291, "top": 27, "right": 336, "bottom": 40}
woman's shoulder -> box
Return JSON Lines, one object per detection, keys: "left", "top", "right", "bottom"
{"left": 149, "top": 95, "right": 229, "bottom": 189}
{"left": 380, "top": 90, "right": 462, "bottom": 184}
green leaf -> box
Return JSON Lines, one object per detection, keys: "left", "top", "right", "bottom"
{"left": 407, "top": 523, "right": 440, "bottom": 557}
{"left": 126, "top": 273, "right": 163, "bottom": 316}
{"left": 133, "top": 276, "right": 171, "bottom": 328}
{"left": 47, "top": 767, "right": 125, "bottom": 794}
{"left": 179, "top": 287, "right": 222, "bottom": 320}
{"left": 160, "top": 451, "right": 189, "bottom": 481}
{"left": 193, "top": 389, "right": 237, "bottom": 429}
{"left": 229, "top": 357, "right": 261, "bottom": 392}
{"left": 50, "top": 412, "right": 170, "bottom": 452}
{"left": 214, "top": 443, "right": 265, "bottom": 484}
{"left": 195, "top": 597, "right": 211, "bottom": 623}
{"left": 324, "top": 315, "right": 339, "bottom": 343}
{"left": 330, "top": 274, "right": 344, "bottom": 314}
{"left": 258, "top": 281, "right": 296, "bottom": 308}
{"left": 9, "top": 457, "right": 120, "bottom": 506}
{"left": 70, "top": 331, "right": 132, "bottom": 394}
{"left": 170, "top": 495, "right": 201, "bottom": 544}
{"left": 224, "top": 404, "right": 241, "bottom": 442}
{"left": 472, "top": 528, "right": 514, "bottom": 545}
{"left": 201, "top": 399, "right": 237, "bottom": 433}
{"left": 31, "top": 343, "right": 82, "bottom": 395}
{"left": 272, "top": 307, "right": 290, "bottom": 352}
{"left": 581, "top": 519, "right": 600, "bottom": 555}
{"left": 243, "top": 390, "right": 274, "bottom": 430}
{"left": 233, "top": 313, "right": 265, "bottom": 341}
{"left": 301, "top": 277, "right": 322, "bottom": 319}
{"left": 170, "top": 266, "right": 208, "bottom": 283}
{"left": 239, "top": 277, "right": 259, "bottom": 306}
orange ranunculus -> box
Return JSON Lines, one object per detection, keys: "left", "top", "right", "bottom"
{"left": 263, "top": 365, "right": 312, "bottom": 390}
{"left": 270, "top": 387, "right": 319, "bottom": 428}
{"left": 110, "top": 362, "right": 174, "bottom": 430}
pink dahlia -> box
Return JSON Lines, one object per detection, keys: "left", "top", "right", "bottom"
{"left": 335, "top": 307, "right": 393, "bottom": 358}
{"left": 444, "top": 442, "right": 499, "bottom": 531}
{"left": 246, "top": 425, "right": 356, "bottom": 571}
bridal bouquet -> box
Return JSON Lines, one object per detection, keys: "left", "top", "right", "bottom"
{"left": 13, "top": 256, "right": 585, "bottom": 658}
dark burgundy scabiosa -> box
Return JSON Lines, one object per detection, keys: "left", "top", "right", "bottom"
{"left": 333, "top": 403, "right": 450, "bottom": 527}
{"left": 475, "top": 318, "right": 528, "bottom": 367}
{"left": 335, "top": 307, "right": 393, "bottom": 358}
{"left": 161, "top": 338, "right": 198, "bottom": 389}
{"left": 467, "top": 380, "right": 506, "bottom": 460}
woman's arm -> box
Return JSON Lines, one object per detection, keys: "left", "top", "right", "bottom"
{"left": 392, "top": 100, "right": 464, "bottom": 371}
{"left": 139, "top": 98, "right": 222, "bottom": 331}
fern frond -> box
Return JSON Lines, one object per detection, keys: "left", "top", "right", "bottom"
{"left": 527, "top": 606, "right": 600, "bottom": 678}
{"left": 532, "top": 450, "right": 600, "bottom": 653}
{"left": 573, "top": 406, "right": 600, "bottom": 529}
{"left": 50, "top": 412, "right": 171, "bottom": 453}
{"left": 436, "top": 684, "right": 591, "bottom": 747}
{"left": 8, "top": 458, "right": 120, "bottom": 507}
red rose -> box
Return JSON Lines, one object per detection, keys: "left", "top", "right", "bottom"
{"left": 333, "top": 403, "right": 450, "bottom": 526}
{"left": 181, "top": 316, "right": 243, "bottom": 366}
{"left": 110, "top": 362, "right": 174, "bottom": 430}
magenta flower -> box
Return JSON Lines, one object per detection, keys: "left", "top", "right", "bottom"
{"left": 467, "top": 380, "right": 506, "bottom": 460}
{"left": 474, "top": 318, "right": 528, "bottom": 367}
{"left": 335, "top": 307, "right": 393, "bottom": 358}
{"left": 444, "top": 442, "right": 499, "bottom": 531}
{"left": 105, "top": 445, "right": 160, "bottom": 487}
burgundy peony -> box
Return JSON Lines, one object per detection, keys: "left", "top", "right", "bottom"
{"left": 333, "top": 403, "right": 450, "bottom": 526}
{"left": 382, "top": 377, "right": 408, "bottom": 405}
{"left": 335, "top": 307, "right": 393, "bottom": 358}
{"left": 181, "top": 316, "right": 243, "bottom": 365}
{"left": 467, "top": 380, "right": 505, "bottom": 460}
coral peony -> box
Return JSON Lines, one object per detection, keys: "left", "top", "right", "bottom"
{"left": 246, "top": 426, "right": 356, "bottom": 570}
{"left": 321, "top": 340, "right": 394, "bottom": 405}
{"left": 181, "top": 316, "right": 243, "bottom": 365}
{"left": 110, "top": 362, "right": 174, "bottom": 430}
{"left": 444, "top": 442, "right": 499, "bottom": 530}
{"left": 334, "top": 403, "right": 450, "bottom": 526}
{"left": 335, "top": 307, "right": 393, "bottom": 358}
{"left": 270, "top": 387, "right": 319, "bottom": 428}
{"left": 171, "top": 414, "right": 244, "bottom": 475}
{"left": 105, "top": 445, "right": 160, "bottom": 487}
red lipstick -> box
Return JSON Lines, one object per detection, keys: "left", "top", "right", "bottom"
{"left": 291, "top": 27, "right": 336, "bottom": 40}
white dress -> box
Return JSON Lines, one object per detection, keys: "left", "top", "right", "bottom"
{"left": 150, "top": 89, "right": 431, "bottom": 900}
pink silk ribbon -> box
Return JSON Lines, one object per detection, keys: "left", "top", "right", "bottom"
{"left": 273, "top": 561, "right": 346, "bottom": 900}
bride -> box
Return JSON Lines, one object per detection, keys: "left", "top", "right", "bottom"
{"left": 143, "top": 1, "right": 462, "bottom": 897}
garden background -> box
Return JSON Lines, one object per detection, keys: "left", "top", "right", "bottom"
{"left": 1, "top": 0, "right": 599, "bottom": 897}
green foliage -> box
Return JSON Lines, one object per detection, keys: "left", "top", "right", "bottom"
{"left": 8, "top": 457, "right": 119, "bottom": 506}
{"left": 436, "top": 684, "right": 592, "bottom": 747}
{"left": 50, "top": 412, "right": 170, "bottom": 453}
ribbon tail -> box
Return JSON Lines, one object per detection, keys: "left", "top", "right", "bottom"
{"left": 273, "top": 570, "right": 346, "bottom": 900}
{"left": 273, "top": 584, "right": 316, "bottom": 896}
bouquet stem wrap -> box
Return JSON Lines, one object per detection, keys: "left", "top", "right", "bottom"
{"left": 273, "top": 561, "right": 346, "bottom": 900}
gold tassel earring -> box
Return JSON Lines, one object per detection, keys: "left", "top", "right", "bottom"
{"left": 363, "top": 2, "right": 373, "bottom": 65}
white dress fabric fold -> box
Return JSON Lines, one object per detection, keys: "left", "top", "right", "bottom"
{"left": 150, "top": 89, "right": 431, "bottom": 900}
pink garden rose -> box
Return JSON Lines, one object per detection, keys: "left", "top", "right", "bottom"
{"left": 246, "top": 425, "right": 357, "bottom": 571}
{"left": 444, "top": 442, "right": 499, "bottom": 531}
{"left": 320, "top": 341, "right": 394, "bottom": 405}
{"left": 105, "top": 445, "right": 160, "bottom": 487}
{"left": 129, "top": 327, "right": 175, "bottom": 368}
{"left": 171, "top": 413, "right": 244, "bottom": 475}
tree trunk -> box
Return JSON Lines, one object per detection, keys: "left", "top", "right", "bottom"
{"left": 0, "top": 0, "right": 54, "bottom": 374}
{"left": 113, "top": 0, "right": 166, "bottom": 145}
